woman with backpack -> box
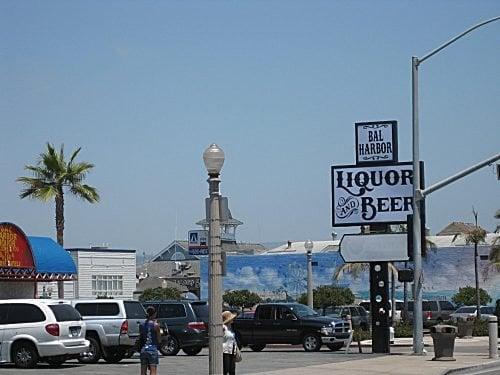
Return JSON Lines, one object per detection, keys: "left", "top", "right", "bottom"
{"left": 139, "top": 306, "right": 162, "bottom": 375}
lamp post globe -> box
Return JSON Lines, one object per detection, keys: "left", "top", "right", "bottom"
{"left": 305, "top": 240, "right": 314, "bottom": 309}
{"left": 304, "top": 239, "right": 313, "bottom": 254}
{"left": 203, "top": 143, "right": 225, "bottom": 175}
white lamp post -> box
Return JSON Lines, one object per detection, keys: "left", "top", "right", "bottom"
{"left": 305, "top": 239, "right": 314, "bottom": 309}
{"left": 203, "top": 143, "right": 225, "bottom": 375}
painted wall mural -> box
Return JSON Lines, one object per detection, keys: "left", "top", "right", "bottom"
{"left": 200, "top": 245, "right": 499, "bottom": 303}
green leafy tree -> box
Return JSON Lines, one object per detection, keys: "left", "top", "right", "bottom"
{"left": 139, "top": 287, "right": 182, "bottom": 302}
{"left": 223, "top": 289, "right": 262, "bottom": 311}
{"left": 298, "top": 285, "right": 354, "bottom": 314}
{"left": 452, "top": 286, "right": 491, "bottom": 307}
{"left": 17, "top": 143, "right": 99, "bottom": 246}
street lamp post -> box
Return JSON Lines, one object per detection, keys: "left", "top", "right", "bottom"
{"left": 411, "top": 16, "right": 500, "bottom": 355}
{"left": 203, "top": 143, "right": 225, "bottom": 375}
{"left": 305, "top": 240, "right": 314, "bottom": 309}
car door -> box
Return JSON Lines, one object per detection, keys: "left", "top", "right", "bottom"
{"left": 124, "top": 301, "right": 146, "bottom": 341}
{"left": 349, "top": 307, "right": 361, "bottom": 327}
{"left": 0, "top": 304, "right": 8, "bottom": 362}
{"left": 253, "top": 306, "right": 276, "bottom": 343}
{"left": 273, "top": 306, "right": 300, "bottom": 343}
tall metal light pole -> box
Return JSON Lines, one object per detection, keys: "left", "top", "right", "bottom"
{"left": 203, "top": 143, "right": 225, "bottom": 375}
{"left": 305, "top": 239, "right": 314, "bottom": 309}
{"left": 411, "top": 16, "right": 500, "bottom": 355}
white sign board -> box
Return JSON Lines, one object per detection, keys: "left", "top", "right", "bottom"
{"left": 339, "top": 233, "right": 409, "bottom": 263}
{"left": 188, "top": 230, "right": 208, "bottom": 256}
{"left": 331, "top": 162, "right": 413, "bottom": 226}
{"left": 356, "top": 121, "right": 397, "bottom": 164}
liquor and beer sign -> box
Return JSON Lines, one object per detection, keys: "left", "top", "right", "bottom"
{"left": 332, "top": 163, "right": 413, "bottom": 226}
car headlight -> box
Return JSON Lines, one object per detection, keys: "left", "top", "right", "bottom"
{"left": 321, "top": 326, "right": 334, "bottom": 335}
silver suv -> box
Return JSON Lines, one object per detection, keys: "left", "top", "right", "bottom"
{"left": 71, "top": 299, "right": 145, "bottom": 363}
{"left": 0, "top": 299, "right": 89, "bottom": 368}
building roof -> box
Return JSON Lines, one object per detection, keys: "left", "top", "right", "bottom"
{"left": 67, "top": 247, "right": 136, "bottom": 253}
{"left": 150, "top": 241, "right": 199, "bottom": 262}
{"left": 263, "top": 240, "right": 340, "bottom": 255}
{"left": 436, "top": 222, "right": 485, "bottom": 236}
{"left": 27, "top": 236, "right": 77, "bottom": 275}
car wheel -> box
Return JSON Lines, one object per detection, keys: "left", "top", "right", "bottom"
{"left": 103, "top": 348, "right": 126, "bottom": 363}
{"left": 302, "top": 333, "right": 321, "bottom": 352}
{"left": 78, "top": 336, "right": 101, "bottom": 364}
{"left": 12, "top": 341, "right": 39, "bottom": 369}
{"left": 249, "top": 344, "right": 266, "bottom": 352}
{"left": 160, "top": 335, "right": 180, "bottom": 356}
{"left": 46, "top": 357, "right": 66, "bottom": 367}
{"left": 182, "top": 346, "right": 203, "bottom": 356}
{"left": 326, "top": 343, "right": 344, "bottom": 351}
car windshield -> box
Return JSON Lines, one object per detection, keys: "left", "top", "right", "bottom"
{"left": 326, "top": 307, "right": 343, "bottom": 316}
{"left": 289, "top": 304, "right": 319, "bottom": 318}
{"left": 480, "top": 307, "right": 494, "bottom": 314}
{"left": 455, "top": 307, "right": 476, "bottom": 313}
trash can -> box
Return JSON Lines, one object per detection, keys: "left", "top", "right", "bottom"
{"left": 457, "top": 318, "right": 474, "bottom": 338}
{"left": 430, "top": 325, "right": 457, "bottom": 361}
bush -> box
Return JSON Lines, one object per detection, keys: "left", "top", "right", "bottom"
{"left": 472, "top": 319, "right": 489, "bottom": 336}
{"left": 353, "top": 328, "right": 371, "bottom": 342}
{"left": 394, "top": 322, "right": 413, "bottom": 338}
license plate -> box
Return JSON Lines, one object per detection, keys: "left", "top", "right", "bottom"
{"left": 70, "top": 327, "right": 81, "bottom": 336}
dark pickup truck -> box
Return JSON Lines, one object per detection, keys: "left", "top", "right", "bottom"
{"left": 232, "top": 303, "right": 351, "bottom": 352}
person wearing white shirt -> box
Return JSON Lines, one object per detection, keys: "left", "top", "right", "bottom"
{"left": 222, "top": 311, "right": 238, "bottom": 375}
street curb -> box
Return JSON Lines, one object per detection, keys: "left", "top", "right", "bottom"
{"left": 442, "top": 360, "right": 500, "bottom": 375}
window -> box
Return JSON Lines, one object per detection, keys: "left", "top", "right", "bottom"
{"left": 75, "top": 303, "right": 120, "bottom": 316}
{"left": 256, "top": 306, "right": 273, "bottom": 320}
{"left": 157, "top": 304, "right": 186, "bottom": 319}
{"left": 124, "top": 301, "right": 146, "bottom": 319}
{"left": 91, "top": 275, "right": 123, "bottom": 296}
{"left": 0, "top": 305, "right": 9, "bottom": 324}
{"left": 359, "top": 302, "right": 371, "bottom": 312}
{"left": 276, "top": 306, "right": 295, "bottom": 320}
{"left": 6, "top": 304, "right": 45, "bottom": 324}
{"left": 456, "top": 307, "right": 475, "bottom": 313}
{"left": 191, "top": 302, "right": 209, "bottom": 321}
{"left": 49, "top": 304, "right": 82, "bottom": 322}
{"left": 480, "top": 307, "right": 494, "bottom": 314}
{"left": 395, "top": 302, "right": 404, "bottom": 311}
{"left": 439, "top": 301, "right": 455, "bottom": 311}
{"left": 422, "top": 301, "right": 438, "bottom": 311}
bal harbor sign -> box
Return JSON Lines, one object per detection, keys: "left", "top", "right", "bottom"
{"left": 355, "top": 120, "right": 398, "bottom": 165}
{"left": 331, "top": 162, "right": 414, "bottom": 226}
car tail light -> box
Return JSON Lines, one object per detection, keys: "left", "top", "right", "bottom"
{"left": 187, "top": 322, "right": 207, "bottom": 331}
{"left": 120, "top": 320, "right": 129, "bottom": 335}
{"left": 426, "top": 311, "right": 432, "bottom": 320}
{"left": 45, "top": 323, "right": 60, "bottom": 336}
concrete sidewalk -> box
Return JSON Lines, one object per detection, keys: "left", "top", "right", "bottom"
{"left": 254, "top": 337, "right": 499, "bottom": 375}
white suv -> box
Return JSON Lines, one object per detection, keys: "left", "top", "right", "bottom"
{"left": 0, "top": 299, "right": 89, "bottom": 368}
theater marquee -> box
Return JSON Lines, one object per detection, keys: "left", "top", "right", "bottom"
{"left": 331, "top": 162, "right": 414, "bottom": 226}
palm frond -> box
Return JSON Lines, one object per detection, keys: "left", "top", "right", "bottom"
{"left": 70, "top": 184, "right": 100, "bottom": 203}
{"left": 68, "top": 147, "right": 82, "bottom": 167}
{"left": 333, "top": 262, "right": 369, "bottom": 281}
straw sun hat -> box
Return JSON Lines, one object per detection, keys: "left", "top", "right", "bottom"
{"left": 222, "top": 311, "right": 237, "bottom": 325}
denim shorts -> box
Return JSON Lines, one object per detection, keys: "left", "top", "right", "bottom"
{"left": 140, "top": 348, "right": 159, "bottom": 366}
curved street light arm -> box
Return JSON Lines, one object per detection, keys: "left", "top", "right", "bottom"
{"left": 418, "top": 16, "right": 500, "bottom": 65}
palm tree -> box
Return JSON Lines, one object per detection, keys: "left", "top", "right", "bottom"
{"left": 465, "top": 209, "right": 487, "bottom": 320}
{"left": 488, "top": 209, "right": 500, "bottom": 272}
{"left": 17, "top": 143, "right": 100, "bottom": 246}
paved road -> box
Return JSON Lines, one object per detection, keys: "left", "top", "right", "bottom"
{"left": 0, "top": 346, "right": 378, "bottom": 375}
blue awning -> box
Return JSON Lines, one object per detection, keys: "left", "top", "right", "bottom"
{"left": 28, "top": 236, "right": 77, "bottom": 275}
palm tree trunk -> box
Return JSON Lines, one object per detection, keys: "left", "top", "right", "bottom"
{"left": 474, "top": 242, "right": 481, "bottom": 320}
{"left": 55, "top": 191, "right": 65, "bottom": 246}
{"left": 55, "top": 190, "right": 65, "bottom": 298}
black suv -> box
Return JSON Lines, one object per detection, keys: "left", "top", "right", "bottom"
{"left": 142, "top": 300, "right": 208, "bottom": 356}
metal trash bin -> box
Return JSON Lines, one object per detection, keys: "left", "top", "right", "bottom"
{"left": 457, "top": 318, "right": 474, "bottom": 338}
{"left": 430, "top": 325, "right": 457, "bottom": 361}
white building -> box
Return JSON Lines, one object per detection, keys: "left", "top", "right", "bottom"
{"left": 38, "top": 247, "right": 136, "bottom": 299}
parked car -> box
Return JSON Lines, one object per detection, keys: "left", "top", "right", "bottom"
{"left": 232, "top": 303, "right": 351, "bottom": 352}
{"left": 0, "top": 299, "right": 89, "bottom": 368}
{"left": 321, "top": 305, "right": 370, "bottom": 330}
{"left": 70, "top": 299, "right": 145, "bottom": 363}
{"left": 450, "top": 306, "right": 496, "bottom": 322}
{"left": 142, "top": 300, "right": 209, "bottom": 356}
{"left": 407, "top": 300, "right": 455, "bottom": 327}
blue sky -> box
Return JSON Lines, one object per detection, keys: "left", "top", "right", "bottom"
{"left": 1, "top": 1, "right": 499, "bottom": 254}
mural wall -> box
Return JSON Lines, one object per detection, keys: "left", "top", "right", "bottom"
{"left": 200, "top": 245, "right": 499, "bottom": 303}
